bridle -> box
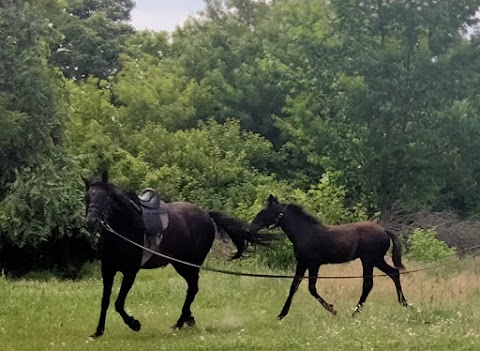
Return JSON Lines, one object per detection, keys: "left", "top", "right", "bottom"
{"left": 86, "top": 189, "right": 145, "bottom": 234}
{"left": 86, "top": 195, "right": 112, "bottom": 223}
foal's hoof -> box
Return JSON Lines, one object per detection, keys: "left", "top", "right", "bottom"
{"left": 185, "top": 316, "right": 196, "bottom": 327}
{"left": 327, "top": 305, "right": 337, "bottom": 316}
{"left": 90, "top": 330, "right": 104, "bottom": 338}
{"left": 352, "top": 304, "right": 363, "bottom": 316}
{"left": 171, "top": 322, "right": 184, "bottom": 330}
{"left": 128, "top": 318, "right": 141, "bottom": 332}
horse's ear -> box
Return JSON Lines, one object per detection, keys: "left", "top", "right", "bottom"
{"left": 268, "top": 194, "right": 278, "bottom": 204}
{"left": 101, "top": 169, "right": 109, "bottom": 183}
{"left": 81, "top": 175, "right": 90, "bottom": 189}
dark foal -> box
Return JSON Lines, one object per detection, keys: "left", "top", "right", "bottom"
{"left": 84, "top": 170, "right": 270, "bottom": 337}
{"left": 251, "top": 195, "right": 408, "bottom": 319}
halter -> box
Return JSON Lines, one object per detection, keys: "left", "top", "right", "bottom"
{"left": 271, "top": 204, "right": 289, "bottom": 229}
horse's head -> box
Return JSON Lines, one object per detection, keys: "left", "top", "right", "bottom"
{"left": 251, "top": 194, "right": 285, "bottom": 230}
{"left": 83, "top": 170, "right": 113, "bottom": 231}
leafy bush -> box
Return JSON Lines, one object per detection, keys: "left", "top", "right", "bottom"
{"left": 290, "top": 171, "right": 368, "bottom": 225}
{"left": 407, "top": 228, "right": 456, "bottom": 262}
{"left": 258, "top": 238, "right": 295, "bottom": 271}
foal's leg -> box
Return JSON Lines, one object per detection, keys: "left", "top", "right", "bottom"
{"left": 375, "top": 259, "right": 408, "bottom": 307}
{"left": 353, "top": 260, "right": 374, "bottom": 316}
{"left": 115, "top": 271, "right": 141, "bottom": 332}
{"left": 307, "top": 265, "right": 337, "bottom": 316}
{"left": 91, "top": 264, "right": 115, "bottom": 338}
{"left": 277, "top": 263, "right": 307, "bottom": 320}
{"left": 171, "top": 265, "right": 199, "bottom": 329}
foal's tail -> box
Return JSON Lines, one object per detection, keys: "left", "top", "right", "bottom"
{"left": 208, "top": 211, "right": 278, "bottom": 259}
{"left": 386, "top": 229, "right": 405, "bottom": 270}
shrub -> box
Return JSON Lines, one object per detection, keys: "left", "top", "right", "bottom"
{"left": 407, "top": 227, "right": 456, "bottom": 262}
{"left": 258, "top": 238, "right": 295, "bottom": 271}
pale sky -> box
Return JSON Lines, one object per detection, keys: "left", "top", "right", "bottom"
{"left": 130, "top": 0, "right": 206, "bottom": 32}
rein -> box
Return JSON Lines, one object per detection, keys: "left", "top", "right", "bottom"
{"left": 100, "top": 220, "right": 480, "bottom": 280}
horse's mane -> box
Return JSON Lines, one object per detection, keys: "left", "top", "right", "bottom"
{"left": 89, "top": 177, "right": 139, "bottom": 209}
{"left": 287, "top": 203, "right": 323, "bottom": 225}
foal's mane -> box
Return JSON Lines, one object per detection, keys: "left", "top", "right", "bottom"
{"left": 287, "top": 203, "right": 323, "bottom": 225}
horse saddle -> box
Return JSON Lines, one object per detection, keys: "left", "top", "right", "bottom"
{"left": 138, "top": 188, "right": 169, "bottom": 235}
{"left": 138, "top": 188, "right": 169, "bottom": 267}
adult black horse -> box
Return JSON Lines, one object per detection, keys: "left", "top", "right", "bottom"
{"left": 251, "top": 195, "right": 408, "bottom": 319}
{"left": 83, "top": 170, "right": 270, "bottom": 338}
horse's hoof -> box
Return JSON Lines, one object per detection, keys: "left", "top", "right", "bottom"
{"left": 128, "top": 319, "right": 141, "bottom": 332}
{"left": 185, "top": 316, "right": 196, "bottom": 327}
{"left": 171, "top": 322, "right": 183, "bottom": 330}
{"left": 277, "top": 315, "right": 285, "bottom": 320}
{"left": 402, "top": 301, "right": 409, "bottom": 308}
{"left": 328, "top": 305, "right": 337, "bottom": 316}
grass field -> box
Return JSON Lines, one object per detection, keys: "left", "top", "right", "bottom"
{"left": 2, "top": 257, "right": 480, "bottom": 351}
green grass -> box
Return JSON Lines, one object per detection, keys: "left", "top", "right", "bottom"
{"left": 2, "top": 258, "right": 480, "bottom": 351}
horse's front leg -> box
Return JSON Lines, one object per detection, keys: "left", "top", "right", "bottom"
{"left": 115, "top": 270, "right": 141, "bottom": 332}
{"left": 277, "top": 262, "right": 307, "bottom": 320}
{"left": 91, "top": 264, "right": 115, "bottom": 338}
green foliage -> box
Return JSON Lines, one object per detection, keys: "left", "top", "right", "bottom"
{"left": 114, "top": 58, "right": 196, "bottom": 131}
{"left": 289, "top": 171, "right": 368, "bottom": 225}
{"left": 171, "top": 0, "right": 287, "bottom": 141}
{"left": 407, "top": 228, "right": 456, "bottom": 263}
{"left": 0, "top": 155, "right": 87, "bottom": 248}
{"left": 0, "top": 4, "right": 63, "bottom": 191}
{"left": 49, "top": 0, "right": 134, "bottom": 79}
{"left": 129, "top": 119, "right": 282, "bottom": 212}
{"left": 258, "top": 238, "right": 295, "bottom": 271}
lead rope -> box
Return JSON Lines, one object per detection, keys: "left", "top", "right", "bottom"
{"left": 101, "top": 221, "right": 480, "bottom": 280}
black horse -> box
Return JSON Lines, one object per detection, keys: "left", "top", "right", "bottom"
{"left": 251, "top": 195, "right": 408, "bottom": 319}
{"left": 84, "top": 170, "right": 271, "bottom": 337}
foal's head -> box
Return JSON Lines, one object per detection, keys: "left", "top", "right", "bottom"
{"left": 251, "top": 194, "right": 285, "bottom": 230}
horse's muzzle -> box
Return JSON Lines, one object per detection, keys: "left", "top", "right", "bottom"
{"left": 86, "top": 215, "right": 102, "bottom": 231}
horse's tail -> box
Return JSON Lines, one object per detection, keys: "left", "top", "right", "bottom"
{"left": 208, "top": 211, "right": 278, "bottom": 259}
{"left": 385, "top": 229, "right": 405, "bottom": 270}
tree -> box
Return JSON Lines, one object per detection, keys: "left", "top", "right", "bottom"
{"left": 0, "top": 3, "right": 62, "bottom": 195}
{"left": 171, "top": 0, "right": 287, "bottom": 142}
{"left": 275, "top": 0, "right": 480, "bottom": 220}
{"left": 49, "top": 0, "right": 134, "bottom": 79}
{"left": 0, "top": 2, "right": 95, "bottom": 275}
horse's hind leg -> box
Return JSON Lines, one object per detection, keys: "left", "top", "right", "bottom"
{"left": 307, "top": 265, "right": 337, "bottom": 316}
{"left": 172, "top": 265, "right": 199, "bottom": 329}
{"left": 375, "top": 259, "right": 408, "bottom": 307}
{"left": 278, "top": 262, "right": 307, "bottom": 320}
{"left": 115, "top": 271, "right": 141, "bottom": 332}
{"left": 353, "top": 260, "right": 374, "bottom": 316}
